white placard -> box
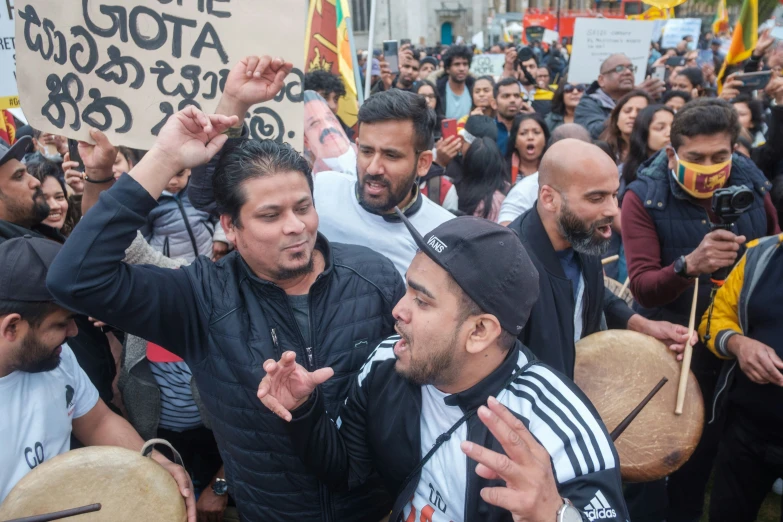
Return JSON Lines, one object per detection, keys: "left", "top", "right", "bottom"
{"left": 0, "top": 1, "right": 18, "bottom": 109}
{"left": 470, "top": 54, "right": 506, "bottom": 77}
{"left": 15, "top": 0, "right": 304, "bottom": 150}
{"left": 543, "top": 29, "right": 560, "bottom": 45}
{"left": 568, "top": 19, "right": 654, "bottom": 86}
{"left": 662, "top": 18, "right": 702, "bottom": 50}
{"left": 472, "top": 31, "right": 484, "bottom": 48}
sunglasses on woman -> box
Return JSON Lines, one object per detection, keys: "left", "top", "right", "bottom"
{"left": 563, "top": 84, "right": 586, "bottom": 93}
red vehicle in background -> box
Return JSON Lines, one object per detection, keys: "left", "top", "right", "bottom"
{"left": 522, "top": 0, "right": 647, "bottom": 44}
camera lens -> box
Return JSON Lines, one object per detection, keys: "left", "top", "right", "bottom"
{"left": 730, "top": 188, "right": 754, "bottom": 213}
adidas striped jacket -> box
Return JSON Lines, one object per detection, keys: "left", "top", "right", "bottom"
{"left": 287, "top": 336, "right": 629, "bottom": 522}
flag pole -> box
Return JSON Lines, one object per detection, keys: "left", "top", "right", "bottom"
{"left": 347, "top": 19, "right": 365, "bottom": 105}
{"left": 364, "top": 0, "right": 378, "bottom": 101}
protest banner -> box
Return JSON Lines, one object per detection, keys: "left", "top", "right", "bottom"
{"left": 15, "top": 0, "right": 305, "bottom": 150}
{"left": 469, "top": 54, "right": 505, "bottom": 77}
{"left": 0, "top": 0, "right": 18, "bottom": 110}
{"left": 568, "top": 19, "right": 654, "bottom": 86}
{"left": 662, "top": 19, "right": 702, "bottom": 50}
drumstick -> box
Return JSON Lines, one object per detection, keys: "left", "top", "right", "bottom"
{"left": 4, "top": 504, "right": 101, "bottom": 522}
{"left": 601, "top": 255, "right": 620, "bottom": 266}
{"left": 675, "top": 279, "right": 700, "bottom": 415}
{"left": 611, "top": 377, "right": 668, "bottom": 441}
{"left": 619, "top": 276, "right": 631, "bottom": 296}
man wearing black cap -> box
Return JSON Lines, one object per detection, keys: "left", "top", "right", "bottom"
{"left": 0, "top": 136, "right": 118, "bottom": 414}
{"left": 257, "top": 214, "right": 629, "bottom": 522}
{"left": 0, "top": 237, "right": 194, "bottom": 518}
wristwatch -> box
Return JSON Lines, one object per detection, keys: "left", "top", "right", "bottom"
{"left": 674, "top": 255, "right": 695, "bottom": 279}
{"left": 212, "top": 477, "right": 228, "bottom": 496}
{"left": 556, "top": 498, "right": 582, "bottom": 522}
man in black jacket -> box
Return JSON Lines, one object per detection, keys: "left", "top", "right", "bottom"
{"left": 47, "top": 77, "right": 404, "bottom": 521}
{"left": 509, "top": 139, "right": 695, "bottom": 379}
{"left": 0, "top": 136, "right": 119, "bottom": 413}
{"left": 258, "top": 214, "right": 629, "bottom": 522}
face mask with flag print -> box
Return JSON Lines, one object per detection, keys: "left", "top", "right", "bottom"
{"left": 671, "top": 151, "right": 732, "bottom": 199}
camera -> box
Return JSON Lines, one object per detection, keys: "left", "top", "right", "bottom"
{"left": 711, "top": 185, "right": 754, "bottom": 226}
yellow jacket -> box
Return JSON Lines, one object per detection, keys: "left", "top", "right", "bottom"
{"left": 699, "top": 234, "right": 783, "bottom": 359}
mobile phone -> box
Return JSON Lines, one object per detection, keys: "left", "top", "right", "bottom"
{"left": 441, "top": 118, "right": 458, "bottom": 140}
{"left": 67, "top": 139, "right": 85, "bottom": 172}
{"left": 383, "top": 40, "right": 399, "bottom": 74}
{"left": 734, "top": 71, "right": 773, "bottom": 92}
{"left": 652, "top": 65, "right": 665, "bottom": 83}
{"left": 400, "top": 38, "right": 411, "bottom": 47}
{"left": 665, "top": 56, "right": 685, "bottom": 68}
{"left": 696, "top": 49, "right": 714, "bottom": 67}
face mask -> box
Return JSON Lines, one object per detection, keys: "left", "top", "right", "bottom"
{"left": 671, "top": 151, "right": 731, "bottom": 199}
{"left": 35, "top": 141, "right": 62, "bottom": 163}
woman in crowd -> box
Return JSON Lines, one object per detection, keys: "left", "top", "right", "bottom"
{"left": 545, "top": 81, "right": 585, "bottom": 132}
{"left": 732, "top": 94, "right": 767, "bottom": 147}
{"left": 28, "top": 160, "right": 78, "bottom": 236}
{"left": 621, "top": 104, "right": 675, "bottom": 191}
{"left": 113, "top": 146, "right": 139, "bottom": 179}
{"left": 506, "top": 112, "right": 550, "bottom": 184}
{"left": 459, "top": 75, "right": 496, "bottom": 126}
{"left": 661, "top": 90, "right": 691, "bottom": 113}
{"left": 455, "top": 137, "right": 509, "bottom": 221}
{"left": 414, "top": 80, "right": 444, "bottom": 140}
{"left": 599, "top": 90, "right": 651, "bottom": 165}
{"left": 669, "top": 67, "right": 704, "bottom": 98}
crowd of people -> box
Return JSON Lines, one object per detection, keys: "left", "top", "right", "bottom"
{"left": 1, "top": 17, "right": 782, "bottom": 522}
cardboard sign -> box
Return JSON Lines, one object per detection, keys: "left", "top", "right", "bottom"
{"left": 15, "top": 0, "right": 305, "bottom": 150}
{"left": 0, "top": 0, "right": 18, "bottom": 110}
{"left": 568, "top": 19, "right": 655, "bottom": 86}
{"left": 470, "top": 54, "right": 505, "bottom": 77}
{"left": 661, "top": 18, "right": 702, "bottom": 50}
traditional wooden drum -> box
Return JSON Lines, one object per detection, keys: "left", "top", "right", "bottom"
{"left": 574, "top": 330, "right": 704, "bottom": 482}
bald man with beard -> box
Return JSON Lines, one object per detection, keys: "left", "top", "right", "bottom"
{"left": 506, "top": 139, "right": 694, "bottom": 379}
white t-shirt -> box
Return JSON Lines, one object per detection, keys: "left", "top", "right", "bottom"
{"left": 497, "top": 172, "right": 539, "bottom": 224}
{"left": 314, "top": 171, "right": 455, "bottom": 276}
{"left": 403, "top": 385, "right": 467, "bottom": 522}
{"left": 0, "top": 344, "right": 99, "bottom": 502}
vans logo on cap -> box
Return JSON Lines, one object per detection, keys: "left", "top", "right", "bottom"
{"left": 427, "top": 236, "right": 448, "bottom": 253}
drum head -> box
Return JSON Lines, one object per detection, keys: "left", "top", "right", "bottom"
{"left": 575, "top": 330, "right": 704, "bottom": 482}
{"left": 0, "top": 446, "right": 187, "bottom": 521}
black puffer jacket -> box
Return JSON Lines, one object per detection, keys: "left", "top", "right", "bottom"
{"left": 47, "top": 175, "right": 405, "bottom": 521}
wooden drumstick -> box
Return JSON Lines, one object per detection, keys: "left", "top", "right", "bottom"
{"left": 601, "top": 255, "right": 620, "bottom": 266}
{"left": 675, "top": 278, "right": 699, "bottom": 415}
{"left": 4, "top": 504, "right": 101, "bottom": 522}
{"left": 619, "top": 276, "right": 631, "bottom": 296}
{"left": 611, "top": 377, "right": 668, "bottom": 441}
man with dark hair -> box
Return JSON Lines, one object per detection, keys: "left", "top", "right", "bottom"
{"left": 437, "top": 45, "right": 475, "bottom": 120}
{"left": 502, "top": 47, "right": 554, "bottom": 114}
{"left": 575, "top": 53, "right": 665, "bottom": 138}
{"left": 622, "top": 98, "right": 780, "bottom": 521}
{"left": 373, "top": 43, "right": 420, "bottom": 94}
{"left": 0, "top": 136, "right": 119, "bottom": 418}
{"left": 48, "top": 56, "right": 405, "bottom": 522}
{"left": 258, "top": 215, "right": 630, "bottom": 522}
{"left": 314, "top": 89, "right": 454, "bottom": 275}
{"left": 304, "top": 69, "right": 355, "bottom": 140}
{"left": 494, "top": 77, "right": 526, "bottom": 155}
{"left": 0, "top": 237, "right": 193, "bottom": 515}
{"left": 507, "top": 139, "right": 693, "bottom": 378}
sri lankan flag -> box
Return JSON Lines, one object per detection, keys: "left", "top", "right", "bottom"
{"left": 304, "top": 0, "right": 359, "bottom": 127}
{"left": 336, "top": 0, "right": 359, "bottom": 127}
{"left": 718, "top": 0, "right": 758, "bottom": 91}
{"left": 712, "top": 0, "right": 729, "bottom": 35}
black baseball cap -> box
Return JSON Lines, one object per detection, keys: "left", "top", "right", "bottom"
{"left": 395, "top": 209, "right": 539, "bottom": 334}
{"left": 0, "top": 136, "right": 33, "bottom": 167}
{"left": 0, "top": 236, "right": 63, "bottom": 303}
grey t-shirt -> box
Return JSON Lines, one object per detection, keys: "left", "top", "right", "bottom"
{"left": 445, "top": 83, "right": 472, "bottom": 120}
{"left": 287, "top": 294, "right": 311, "bottom": 345}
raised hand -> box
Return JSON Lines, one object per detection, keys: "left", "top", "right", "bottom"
{"left": 62, "top": 152, "right": 85, "bottom": 194}
{"left": 461, "top": 397, "right": 562, "bottom": 522}
{"left": 78, "top": 129, "right": 119, "bottom": 175}
{"left": 150, "top": 106, "right": 239, "bottom": 173}
{"left": 257, "top": 351, "right": 335, "bottom": 422}
{"left": 217, "top": 56, "right": 294, "bottom": 119}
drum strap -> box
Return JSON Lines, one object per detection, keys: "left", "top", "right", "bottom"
{"left": 389, "top": 361, "right": 535, "bottom": 520}
{"left": 141, "top": 438, "right": 185, "bottom": 467}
